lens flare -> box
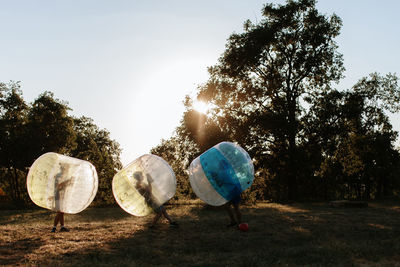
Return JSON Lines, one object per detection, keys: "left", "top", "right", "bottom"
{"left": 193, "top": 100, "right": 210, "bottom": 114}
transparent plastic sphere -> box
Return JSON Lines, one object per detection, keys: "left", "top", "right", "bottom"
{"left": 189, "top": 142, "right": 254, "bottom": 206}
{"left": 112, "top": 154, "right": 176, "bottom": 216}
{"left": 27, "top": 152, "right": 98, "bottom": 214}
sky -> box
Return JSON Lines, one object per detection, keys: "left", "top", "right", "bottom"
{"left": 1, "top": 0, "right": 399, "bottom": 166}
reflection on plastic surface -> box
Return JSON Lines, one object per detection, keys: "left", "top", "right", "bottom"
{"left": 27, "top": 152, "right": 98, "bottom": 214}
{"left": 112, "top": 154, "right": 176, "bottom": 216}
{"left": 189, "top": 142, "right": 254, "bottom": 206}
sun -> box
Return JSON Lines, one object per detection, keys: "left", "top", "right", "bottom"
{"left": 192, "top": 100, "right": 210, "bottom": 114}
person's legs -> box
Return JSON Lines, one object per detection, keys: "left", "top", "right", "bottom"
{"left": 233, "top": 203, "right": 242, "bottom": 224}
{"left": 150, "top": 210, "right": 162, "bottom": 227}
{"left": 53, "top": 212, "right": 61, "bottom": 227}
{"left": 161, "top": 206, "right": 178, "bottom": 226}
{"left": 59, "top": 213, "right": 69, "bottom": 232}
{"left": 150, "top": 206, "right": 178, "bottom": 227}
{"left": 225, "top": 203, "right": 237, "bottom": 227}
{"left": 59, "top": 212, "right": 64, "bottom": 227}
{"left": 161, "top": 206, "right": 172, "bottom": 223}
{"left": 52, "top": 212, "right": 69, "bottom": 232}
{"left": 52, "top": 213, "right": 60, "bottom": 232}
{"left": 52, "top": 212, "right": 65, "bottom": 232}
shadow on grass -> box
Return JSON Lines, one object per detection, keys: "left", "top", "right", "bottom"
{"left": 0, "top": 237, "right": 44, "bottom": 265}
{"left": 0, "top": 209, "right": 54, "bottom": 225}
{"left": 3, "top": 202, "right": 400, "bottom": 266}
{"left": 81, "top": 204, "right": 398, "bottom": 265}
{"left": 0, "top": 206, "right": 132, "bottom": 226}
{"left": 32, "top": 206, "right": 327, "bottom": 265}
{"left": 72, "top": 206, "right": 132, "bottom": 223}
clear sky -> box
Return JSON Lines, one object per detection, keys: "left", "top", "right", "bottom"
{"left": 1, "top": 0, "right": 399, "bottom": 166}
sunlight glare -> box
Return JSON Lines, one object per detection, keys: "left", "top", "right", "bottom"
{"left": 193, "top": 100, "right": 210, "bottom": 114}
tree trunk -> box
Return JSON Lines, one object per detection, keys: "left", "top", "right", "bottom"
{"left": 13, "top": 167, "right": 21, "bottom": 202}
{"left": 376, "top": 177, "right": 383, "bottom": 199}
{"left": 364, "top": 177, "right": 371, "bottom": 200}
{"left": 382, "top": 175, "right": 392, "bottom": 197}
{"left": 287, "top": 94, "right": 298, "bottom": 201}
{"left": 7, "top": 167, "right": 17, "bottom": 201}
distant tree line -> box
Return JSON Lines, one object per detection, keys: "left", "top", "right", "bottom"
{"left": 0, "top": 81, "right": 122, "bottom": 206}
{"left": 151, "top": 0, "right": 400, "bottom": 202}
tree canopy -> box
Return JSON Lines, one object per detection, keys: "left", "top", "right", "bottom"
{"left": 0, "top": 81, "right": 122, "bottom": 206}
{"left": 152, "top": 0, "right": 400, "bottom": 202}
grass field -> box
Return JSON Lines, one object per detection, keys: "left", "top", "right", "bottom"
{"left": 1, "top": 201, "right": 400, "bottom": 266}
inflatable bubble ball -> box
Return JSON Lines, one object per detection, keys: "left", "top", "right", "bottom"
{"left": 189, "top": 141, "right": 254, "bottom": 206}
{"left": 27, "top": 152, "right": 98, "bottom": 214}
{"left": 112, "top": 154, "right": 176, "bottom": 216}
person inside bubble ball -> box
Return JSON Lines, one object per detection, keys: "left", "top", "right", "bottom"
{"left": 51, "top": 163, "right": 71, "bottom": 233}
{"left": 133, "top": 171, "right": 179, "bottom": 228}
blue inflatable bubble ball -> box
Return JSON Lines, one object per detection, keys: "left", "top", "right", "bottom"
{"left": 189, "top": 142, "right": 254, "bottom": 206}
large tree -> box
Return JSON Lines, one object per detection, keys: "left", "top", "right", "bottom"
{"left": 71, "top": 116, "right": 122, "bottom": 205}
{"left": 26, "top": 91, "right": 77, "bottom": 160}
{"left": 302, "top": 73, "right": 400, "bottom": 200}
{"left": 192, "top": 0, "right": 344, "bottom": 200}
{"left": 0, "top": 82, "right": 28, "bottom": 202}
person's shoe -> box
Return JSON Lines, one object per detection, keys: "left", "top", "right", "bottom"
{"left": 169, "top": 221, "right": 179, "bottom": 227}
{"left": 226, "top": 222, "right": 237, "bottom": 227}
{"left": 51, "top": 227, "right": 56, "bottom": 233}
{"left": 60, "top": 227, "right": 70, "bottom": 232}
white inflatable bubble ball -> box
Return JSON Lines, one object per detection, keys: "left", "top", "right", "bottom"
{"left": 189, "top": 142, "right": 254, "bottom": 206}
{"left": 112, "top": 154, "right": 176, "bottom": 216}
{"left": 27, "top": 152, "right": 98, "bottom": 214}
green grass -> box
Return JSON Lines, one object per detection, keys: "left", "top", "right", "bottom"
{"left": 1, "top": 201, "right": 400, "bottom": 266}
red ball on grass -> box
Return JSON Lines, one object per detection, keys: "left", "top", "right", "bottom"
{"left": 238, "top": 223, "right": 249, "bottom": 232}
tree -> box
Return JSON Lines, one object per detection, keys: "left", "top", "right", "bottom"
{"left": 0, "top": 81, "right": 28, "bottom": 202}
{"left": 191, "top": 0, "right": 344, "bottom": 200}
{"left": 70, "top": 116, "right": 122, "bottom": 205}
{"left": 303, "top": 73, "right": 400, "bottom": 200}
{"left": 340, "top": 73, "right": 400, "bottom": 199}
{"left": 26, "top": 91, "right": 76, "bottom": 161}
{"left": 150, "top": 130, "right": 198, "bottom": 201}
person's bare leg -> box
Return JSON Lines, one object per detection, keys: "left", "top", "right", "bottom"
{"left": 52, "top": 212, "right": 63, "bottom": 232}
{"left": 151, "top": 211, "right": 162, "bottom": 227}
{"left": 225, "top": 203, "right": 237, "bottom": 226}
{"left": 161, "top": 207, "right": 172, "bottom": 223}
{"left": 162, "top": 207, "right": 178, "bottom": 226}
{"left": 53, "top": 212, "right": 61, "bottom": 227}
{"left": 59, "top": 212, "right": 65, "bottom": 227}
{"left": 233, "top": 203, "right": 242, "bottom": 224}
{"left": 56, "top": 212, "right": 69, "bottom": 232}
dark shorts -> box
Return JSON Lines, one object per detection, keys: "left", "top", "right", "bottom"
{"left": 230, "top": 195, "right": 241, "bottom": 205}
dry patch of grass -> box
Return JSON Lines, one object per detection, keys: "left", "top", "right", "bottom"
{"left": 1, "top": 201, "right": 400, "bottom": 266}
